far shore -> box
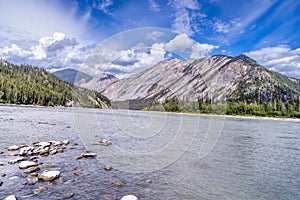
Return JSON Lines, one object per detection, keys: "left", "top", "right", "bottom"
{"left": 1, "top": 103, "right": 300, "bottom": 122}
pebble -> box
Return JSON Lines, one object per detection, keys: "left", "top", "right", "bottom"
{"left": 19, "top": 161, "right": 38, "bottom": 169}
{"left": 0, "top": 180, "right": 3, "bottom": 186}
{"left": 64, "top": 192, "right": 74, "bottom": 199}
{"left": 78, "top": 153, "right": 97, "bottom": 159}
{"left": 38, "top": 170, "right": 60, "bottom": 181}
{"left": 110, "top": 181, "right": 125, "bottom": 187}
{"left": 121, "top": 195, "right": 138, "bottom": 200}
{"left": 8, "top": 157, "right": 26, "bottom": 164}
{"left": 0, "top": 161, "right": 4, "bottom": 166}
{"left": 62, "top": 140, "right": 69, "bottom": 145}
{"left": 4, "top": 195, "right": 18, "bottom": 200}
{"left": 99, "top": 139, "right": 112, "bottom": 146}
{"left": 104, "top": 165, "right": 113, "bottom": 171}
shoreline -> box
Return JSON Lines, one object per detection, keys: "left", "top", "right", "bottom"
{"left": 1, "top": 103, "right": 300, "bottom": 122}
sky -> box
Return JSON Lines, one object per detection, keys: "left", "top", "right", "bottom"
{"left": 0, "top": 0, "right": 299, "bottom": 79}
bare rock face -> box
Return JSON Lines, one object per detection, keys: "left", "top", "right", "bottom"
{"left": 103, "top": 55, "right": 300, "bottom": 109}
{"left": 80, "top": 73, "right": 118, "bottom": 92}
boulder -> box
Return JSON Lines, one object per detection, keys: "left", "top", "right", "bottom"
{"left": 19, "top": 161, "right": 38, "bottom": 169}
{"left": 38, "top": 170, "right": 60, "bottom": 181}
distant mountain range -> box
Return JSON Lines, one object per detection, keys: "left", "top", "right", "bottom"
{"left": 102, "top": 55, "right": 300, "bottom": 109}
{"left": 0, "top": 61, "right": 111, "bottom": 108}
{"left": 53, "top": 69, "right": 118, "bottom": 92}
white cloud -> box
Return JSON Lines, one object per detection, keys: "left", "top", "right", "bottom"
{"left": 0, "top": 0, "right": 92, "bottom": 44}
{"left": 146, "top": 31, "right": 165, "bottom": 41}
{"left": 164, "top": 34, "right": 218, "bottom": 59}
{"left": 168, "top": 0, "right": 204, "bottom": 36}
{"left": 245, "top": 45, "right": 300, "bottom": 78}
{"left": 96, "top": 0, "right": 114, "bottom": 15}
{"left": 148, "top": 0, "right": 160, "bottom": 12}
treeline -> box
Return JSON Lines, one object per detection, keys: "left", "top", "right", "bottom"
{"left": 143, "top": 97, "right": 300, "bottom": 118}
{"left": 0, "top": 61, "right": 111, "bottom": 108}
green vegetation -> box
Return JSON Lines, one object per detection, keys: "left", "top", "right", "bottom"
{"left": 144, "top": 96, "right": 300, "bottom": 119}
{"left": 0, "top": 61, "right": 110, "bottom": 108}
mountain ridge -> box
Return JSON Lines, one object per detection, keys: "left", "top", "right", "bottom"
{"left": 103, "top": 54, "right": 300, "bottom": 109}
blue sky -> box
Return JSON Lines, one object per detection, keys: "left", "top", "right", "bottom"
{"left": 0, "top": 0, "right": 299, "bottom": 78}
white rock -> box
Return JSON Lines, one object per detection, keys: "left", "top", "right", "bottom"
{"left": 4, "top": 195, "right": 17, "bottom": 200}
{"left": 39, "top": 170, "right": 60, "bottom": 181}
{"left": 0, "top": 161, "right": 4, "bottom": 166}
{"left": 8, "top": 145, "right": 19, "bottom": 151}
{"left": 62, "top": 140, "right": 69, "bottom": 145}
{"left": 19, "top": 161, "right": 38, "bottom": 169}
{"left": 34, "top": 142, "right": 51, "bottom": 147}
{"left": 121, "top": 195, "right": 138, "bottom": 200}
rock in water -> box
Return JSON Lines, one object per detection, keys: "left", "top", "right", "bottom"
{"left": 23, "top": 166, "right": 40, "bottom": 173}
{"left": 8, "top": 145, "right": 19, "bottom": 151}
{"left": 19, "top": 161, "right": 38, "bottom": 169}
{"left": 26, "top": 176, "right": 38, "bottom": 185}
{"left": 4, "top": 195, "right": 17, "bottom": 200}
{"left": 38, "top": 170, "right": 60, "bottom": 181}
{"left": 121, "top": 195, "right": 138, "bottom": 200}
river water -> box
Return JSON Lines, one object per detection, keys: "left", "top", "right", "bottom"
{"left": 0, "top": 105, "right": 299, "bottom": 199}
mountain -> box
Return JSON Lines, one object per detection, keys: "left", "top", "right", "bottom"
{"left": 103, "top": 55, "right": 300, "bottom": 109}
{"left": 80, "top": 73, "right": 118, "bottom": 92}
{"left": 53, "top": 68, "right": 93, "bottom": 85}
{"left": 0, "top": 60, "right": 111, "bottom": 108}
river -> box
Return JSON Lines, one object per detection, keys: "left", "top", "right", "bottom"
{"left": 0, "top": 105, "right": 299, "bottom": 199}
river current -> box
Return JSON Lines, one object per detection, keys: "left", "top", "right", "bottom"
{"left": 0, "top": 105, "right": 299, "bottom": 199}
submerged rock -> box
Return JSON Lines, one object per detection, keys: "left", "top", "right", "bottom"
{"left": 9, "top": 157, "right": 26, "bottom": 164}
{"left": 121, "top": 195, "right": 138, "bottom": 200}
{"left": 19, "top": 161, "right": 38, "bottom": 169}
{"left": 26, "top": 176, "right": 38, "bottom": 185}
{"left": 34, "top": 186, "right": 46, "bottom": 195}
{"left": 38, "top": 170, "right": 60, "bottom": 181}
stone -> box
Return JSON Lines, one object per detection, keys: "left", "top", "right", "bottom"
{"left": 0, "top": 180, "right": 3, "bottom": 186}
{"left": 30, "top": 173, "right": 38, "bottom": 177}
{"left": 26, "top": 176, "right": 38, "bottom": 185}
{"left": 62, "top": 140, "right": 69, "bottom": 145}
{"left": 4, "top": 195, "right": 18, "bottom": 200}
{"left": 99, "top": 139, "right": 112, "bottom": 146}
{"left": 8, "top": 157, "right": 26, "bottom": 164}
{"left": 64, "top": 192, "right": 74, "bottom": 199}
{"left": 120, "top": 195, "right": 138, "bottom": 200}
{"left": 34, "top": 142, "right": 51, "bottom": 148}
{"left": 79, "top": 153, "right": 97, "bottom": 158}
{"left": 110, "top": 181, "right": 125, "bottom": 187}
{"left": 0, "top": 151, "right": 4, "bottom": 154}
{"left": 104, "top": 165, "right": 113, "bottom": 171}
{"left": 9, "top": 176, "right": 19, "bottom": 180}
{"left": 8, "top": 145, "right": 19, "bottom": 151}
{"left": 18, "top": 146, "right": 34, "bottom": 156}
{"left": 34, "top": 186, "right": 46, "bottom": 195}
{"left": 1, "top": 173, "right": 6, "bottom": 177}
{"left": 73, "top": 171, "right": 83, "bottom": 176}
{"left": 41, "top": 163, "right": 57, "bottom": 168}
{"left": 49, "top": 149, "right": 57, "bottom": 155}
{"left": 50, "top": 141, "right": 63, "bottom": 146}
{"left": 38, "top": 170, "right": 60, "bottom": 181}
{"left": 9, "top": 153, "right": 19, "bottom": 156}
{"left": 64, "top": 179, "right": 75, "bottom": 184}
{"left": 19, "top": 161, "right": 38, "bottom": 169}
{"left": 24, "top": 166, "right": 40, "bottom": 173}
{"left": 0, "top": 161, "right": 4, "bottom": 166}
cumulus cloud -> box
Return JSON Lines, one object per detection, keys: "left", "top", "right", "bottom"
{"left": 165, "top": 34, "right": 218, "bottom": 58}
{"left": 245, "top": 45, "right": 300, "bottom": 78}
